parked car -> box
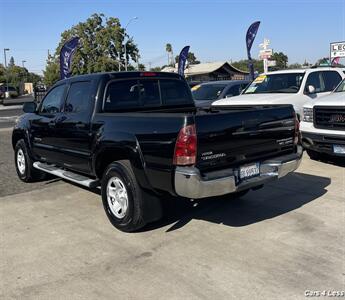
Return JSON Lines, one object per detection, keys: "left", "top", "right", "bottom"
{"left": 191, "top": 80, "right": 249, "bottom": 108}
{"left": 13, "top": 71, "right": 302, "bottom": 232}
{"left": 0, "top": 85, "right": 19, "bottom": 99}
{"left": 301, "top": 78, "right": 345, "bottom": 160}
{"left": 0, "top": 85, "right": 5, "bottom": 99}
{"left": 212, "top": 68, "right": 345, "bottom": 116}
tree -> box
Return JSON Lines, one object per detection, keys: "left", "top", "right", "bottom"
{"left": 138, "top": 63, "right": 146, "bottom": 71}
{"left": 165, "top": 43, "right": 173, "bottom": 66}
{"left": 43, "top": 13, "right": 140, "bottom": 86}
{"left": 288, "top": 63, "right": 302, "bottom": 69}
{"left": 271, "top": 52, "right": 288, "bottom": 69}
{"left": 8, "top": 56, "right": 15, "bottom": 68}
{"left": 150, "top": 66, "right": 162, "bottom": 72}
{"left": 43, "top": 54, "right": 60, "bottom": 87}
{"left": 175, "top": 52, "right": 200, "bottom": 65}
{"left": 232, "top": 59, "right": 264, "bottom": 74}
{"left": 0, "top": 64, "right": 6, "bottom": 83}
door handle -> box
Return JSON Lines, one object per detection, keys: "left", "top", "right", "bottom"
{"left": 48, "top": 121, "right": 55, "bottom": 127}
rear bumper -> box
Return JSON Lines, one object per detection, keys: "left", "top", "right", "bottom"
{"left": 301, "top": 131, "right": 345, "bottom": 156}
{"left": 174, "top": 146, "right": 303, "bottom": 199}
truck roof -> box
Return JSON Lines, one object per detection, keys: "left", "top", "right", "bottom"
{"left": 265, "top": 67, "right": 344, "bottom": 75}
{"left": 56, "top": 71, "right": 183, "bottom": 84}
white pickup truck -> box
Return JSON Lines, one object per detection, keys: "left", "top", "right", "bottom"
{"left": 213, "top": 67, "right": 345, "bottom": 117}
{"left": 300, "top": 79, "right": 345, "bottom": 159}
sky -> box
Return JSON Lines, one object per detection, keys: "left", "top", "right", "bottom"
{"left": 0, "top": 0, "right": 344, "bottom": 75}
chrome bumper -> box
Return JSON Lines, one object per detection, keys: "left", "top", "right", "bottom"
{"left": 174, "top": 146, "right": 303, "bottom": 199}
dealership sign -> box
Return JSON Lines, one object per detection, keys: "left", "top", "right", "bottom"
{"left": 259, "top": 49, "right": 273, "bottom": 60}
{"left": 330, "top": 41, "right": 345, "bottom": 58}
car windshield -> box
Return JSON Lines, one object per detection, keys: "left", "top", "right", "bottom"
{"left": 243, "top": 73, "right": 305, "bottom": 94}
{"left": 334, "top": 79, "right": 345, "bottom": 92}
{"left": 192, "top": 84, "right": 227, "bottom": 101}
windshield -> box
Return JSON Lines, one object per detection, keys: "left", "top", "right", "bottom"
{"left": 335, "top": 79, "right": 345, "bottom": 92}
{"left": 244, "top": 73, "right": 304, "bottom": 94}
{"left": 192, "top": 84, "right": 227, "bottom": 101}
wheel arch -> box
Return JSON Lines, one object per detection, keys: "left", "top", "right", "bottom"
{"left": 93, "top": 142, "right": 152, "bottom": 191}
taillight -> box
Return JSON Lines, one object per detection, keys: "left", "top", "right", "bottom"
{"left": 294, "top": 114, "right": 300, "bottom": 145}
{"left": 173, "top": 124, "right": 197, "bottom": 166}
{"left": 140, "top": 72, "right": 157, "bottom": 77}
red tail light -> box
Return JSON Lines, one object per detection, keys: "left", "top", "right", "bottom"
{"left": 173, "top": 124, "right": 197, "bottom": 166}
{"left": 294, "top": 114, "right": 300, "bottom": 145}
{"left": 140, "top": 72, "right": 157, "bottom": 77}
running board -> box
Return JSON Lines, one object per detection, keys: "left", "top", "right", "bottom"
{"left": 33, "top": 162, "right": 99, "bottom": 188}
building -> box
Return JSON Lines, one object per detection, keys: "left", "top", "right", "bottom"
{"left": 161, "top": 61, "right": 249, "bottom": 81}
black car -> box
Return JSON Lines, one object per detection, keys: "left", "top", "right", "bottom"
{"left": 13, "top": 71, "right": 301, "bottom": 232}
{"left": 192, "top": 80, "right": 250, "bottom": 108}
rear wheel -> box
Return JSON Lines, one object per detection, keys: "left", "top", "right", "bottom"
{"left": 14, "top": 139, "right": 47, "bottom": 182}
{"left": 101, "top": 160, "right": 146, "bottom": 232}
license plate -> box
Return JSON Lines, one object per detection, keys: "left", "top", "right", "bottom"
{"left": 240, "top": 163, "right": 260, "bottom": 180}
{"left": 333, "top": 145, "right": 345, "bottom": 154}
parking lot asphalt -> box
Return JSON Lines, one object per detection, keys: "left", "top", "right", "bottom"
{"left": 0, "top": 128, "right": 344, "bottom": 299}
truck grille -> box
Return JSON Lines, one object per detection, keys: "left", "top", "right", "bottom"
{"left": 314, "top": 106, "right": 345, "bottom": 131}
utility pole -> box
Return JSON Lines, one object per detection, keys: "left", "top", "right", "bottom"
{"left": 22, "top": 60, "right": 26, "bottom": 68}
{"left": 3, "top": 48, "right": 10, "bottom": 98}
{"left": 121, "top": 17, "right": 138, "bottom": 71}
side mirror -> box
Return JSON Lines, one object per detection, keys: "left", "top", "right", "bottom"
{"left": 225, "top": 94, "right": 233, "bottom": 98}
{"left": 23, "top": 102, "right": 37, "bottom": 113}
{"left": 307, "top": 85, "right": 316, "bottom": 94}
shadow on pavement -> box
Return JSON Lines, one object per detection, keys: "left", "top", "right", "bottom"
{"left": 143, "top": 172, "right": 331, "bottom": 232}
{"left": 316, "top": 156, "right": 345, "bottom": 168}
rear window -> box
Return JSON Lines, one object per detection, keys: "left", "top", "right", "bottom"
{"left": 104, "top": 78, "right": 192, "bottom": 111}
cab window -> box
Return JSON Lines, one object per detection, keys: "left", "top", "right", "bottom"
{"left": 40, "top": 84, "right": 66, "bottom": 114}
{"left": 322, "top": 71, "right": 342, "bottom": 92}
{"left": 305, "top": 72, "right": 324, "bottom": 93}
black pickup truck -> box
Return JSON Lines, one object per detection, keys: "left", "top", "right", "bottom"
{"left": 13, "top": 72, "right": 302, "bottom": 232}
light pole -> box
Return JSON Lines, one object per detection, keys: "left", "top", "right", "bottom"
{"left": 3, "top": 48, "right": 10, "bottom": 97}
{"left": 120, "top": 17, "right": 138, "bottom": 71}
{"left": 22, "top": 60, "right": 26, "bottom": 68}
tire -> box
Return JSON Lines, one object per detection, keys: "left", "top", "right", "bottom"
{"left": 101, "top": 160, "right": 146, "bottom": 232}
{"left": 14, "top": 139, "right": 47, "bottom": 182}
{"left": 306, "top": 149, "right": 321, "bottom": 161}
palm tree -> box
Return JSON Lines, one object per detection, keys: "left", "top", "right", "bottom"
{"left": 165, "top": 43, "right": 173, "bottom": 66}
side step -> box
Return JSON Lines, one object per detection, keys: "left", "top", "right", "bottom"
{"left": 33, "top": 162, "right": 100, "bottom": 188}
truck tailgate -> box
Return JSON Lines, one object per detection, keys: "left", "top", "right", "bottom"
{"left": 195, "top": 105, "right": 296, "bottom": 172}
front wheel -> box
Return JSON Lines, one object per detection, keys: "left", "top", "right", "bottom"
{"left": 101, "top": 160, "right": 147, "bottom": 232}
{"left": 14, "top": 139, "right": 47, "bottom": 182}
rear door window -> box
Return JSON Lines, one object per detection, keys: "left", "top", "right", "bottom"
{"left": 65, "top": 81, "right": 92, "bottom": 114}
{"left": 322, "top": 71, "right": 342, "bottom": 92}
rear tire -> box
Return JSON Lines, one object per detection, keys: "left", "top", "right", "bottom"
{"left": 101, "top": 160, "right": 146, "bottom": 232}
{"left": 306, "top": 149, "right": 321, "bottom": 161}
{"left": 14, "top": 139, "right": 47, "bottom": 182}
